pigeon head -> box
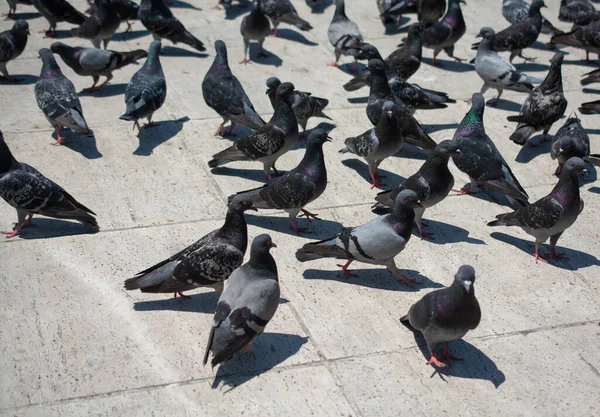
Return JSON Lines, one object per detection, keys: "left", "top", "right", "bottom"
{"left": 529, "top": 0, "right": 546, "bottom": 15}
{"left": 365, "top": 59, "right": 386, "bottom": 76}
{"left": 13, "top": 20, "right": 29, "bottom": 35}
{"left": 407, "top": 22, "right": 424, "bottom": 37}
{"left": 306, "top": 128, "right": 332, "bottom": 146}
{"left": 381, "top": 101, "right": 396, "bottom": 119}
{"left": 394, "top": 189, "right": 423, "bottom": 210}
{"left": 213, "top": 40, "right": 229, "bottom": 67}
{"left": 563, "top": 157, "right": 587, "bottom": 177}
{"left": 356, "top": 44, "right": 382, "bottom": 61}
{"left": 229, "top": 194, "right": 258, "bottom": 212}
{"left": 333, "top": 0, "right": 347, "bottom": 19}
{"left": 38, "top": 48, "right": 62, "bottom": 78}
{"left": 50, "top": 42, "right": 71, "bottom": 57}
{"left": 456, "top": 93, "right": 485, "bottom": 137}
{"left": 476, "top": 27, "right": 495, "bottom": 40}
{"left": 276, "top": 82, "right": 295, "bottom": 103}
{"left": 266, "top": 77, "right": 281, "bottom": 95}
{"left": 434, "top": 139, "right": 461, "bottom": 158}
{"left": 248, "top": 234, "right": 278, "bottom": 275}
{"left": 549, "top": 51, "right": 564, "bottom": 67}
{"left": 453, "top": 265, "right": 476, "bottom": 293}
{"left": 145, "top": 40, "right": 162, "bottom": 65}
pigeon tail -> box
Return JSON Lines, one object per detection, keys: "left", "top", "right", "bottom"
{"left": 295, "top": 236, "right": 349, "bottom": 262}
{"left": 281, "top": 13, "right": 313, "bottom": 31}
{"left": 209, "top": 146, "right": 249, "bottom": 168}
{"left": 509, "top": 123, "right": 536, "bottom": 145}
{"left": 180, "top": 30, "right": 206, "bottom": 52}
{"left": 118, "top": 49, "right": 149, "bottom": 68}
{"left": 124, "top": 259, "right": 176, "bottom": 291}
{"left": 343, "top": 73, "right": 370, "bottom": 92}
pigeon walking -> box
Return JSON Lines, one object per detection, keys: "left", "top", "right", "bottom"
{"left": 112, "top": 0, "right": 139, "bottom": 33}
{"left": 51, "top": 41, "right": 147, "bottom": 91}
{"left": 559, "top": 0, "right": 598, "bottom": 27}
{"left": 551, "top": 116, "right": 590, "bottom": 175}
{"left": 381, "top": 0, "right": 445, "bottom": 27}
{"left": 0, "top": 20, "right": 29, "bottom": 82}
{"left": 507, "top": 52, "right": 567, "bottom": 146}
{"left": 3, "top": 0, "right": 33, "bottom": 20}
{"left": 0, "top": 131, "right": 98, "bottom": 238}
{"left": 202, "top": 40, "right": 266, "bottom": 136}
{"left": 328, "top": 0, "right": 364, "bottom": 72}
{"left": 35, "top": 48, "right": 92, "bottom": 145}
{"left": 373, "top": 140, "right": 460, "bottom": 239}
{"left": 124, "top": 195, "right": 257, "bottom": 298}
{"left": 208, "top": 82, "right": 298, "bottom": 180}
{"left": 502, "top": 0, "right": 564, "bottom": 40}
{"left": 488, "top": 157, "right": 587, "bottom": 263}
{"left": 32, "top": 0, "right": 87, "bottom": 37}
{"left": 69, "top": 0, "right": 120, "bottom": 49}
{"left": 581, "top": 68, "right": 600, "bottom": 85}
{"left": 421, "top": 0, "right": 466, "bottom": 66}
{"left": 296, "top": 189, "right": 423, "bottom": 286}
{"left": 240, "top": 0, "right": 271, "bottom": 64}
{"left": 379, "top": 0, "right": 418, "bottom": 25}
{"left": 261, "top": 0, "right": 313, "bottom": 37}
{"left": 400, "top": 265, "right": 481, "bottom": 368}
{"left": 203, "top": 234, "right": 279, "bottom": 368}
{"left": 551, "top": 20, "right": 600, "bottom": 63}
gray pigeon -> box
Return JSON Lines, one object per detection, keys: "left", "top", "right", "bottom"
{"left": 51, "top": 41, "right": 147, "bottom": 91}
{"left": 472, "top": 27, "right": 543, "bottom": 105}
{"left": 551, "top": 116, "right": 590, "bottom": 175}
{"left": 579, "top": 99, "right": 600, "bottom": 114}
{"left": 69, "top": 0, "right": 120, "bottom": 49}
{"left": 340, "top": 101, "right": 404, "bottom": 189}
{"left": 261, "top": 0, "right": 313, "bottom": 37}
{"left": 328, "top": 0, "right": 364, "bottom": 72}
{"left": 208, "top": 82, "right": 298, "bottom": 181}
{"left": 124, "top": 195, "right": 257, "bottom": 298}
{"left": 202, "top": 40, "right": 266, "bottom": 136}
{"left": 266, "top": 77, "right": 330, "bottom": 138}
{"left": 551, "top": 20, "right": 600, "bottom": 62}
{"left": 488, "top": 157, "right": 586, "bottom": 263}
{"left": 227, "top": 129, "right": 330, "bottom": 233}
{"left": 0, "top": 20, "right": 29, "bottom": 82}
{"left": 0, "top": 131, "right": 98, "bottom": 238}
{"left": 296, "top": 189, "right": 423, "bottom": 286}
{"left": 420, "top": 0, "right": 466, "bottom": 66}
{"left": 139, "top": 0, "right": 206, "bottom": 52}
{"left": 119, "top": 40, "right": 166, "bottom": 130}
{"left": 3, "top": 0, "right": 33, "bottom": 19}
{"left": 240, "top": 0, "right": 271, "bottom": 64}
{"left": 507, "top": 52, "right": 567, "bottom": 146}
{"left": 400, "top": 265, "right": 481, "bottom": 368}
{"left": 373, "top": 140, "right": 460, "bottom": 239}
{"left": 35, "top": 48, "right": 92, "bottom": 145}
{"left": 559, "top": 0, "right": 598, "bottom": 27}
{"left": 581, "top": 68, "right": 600, "bottom": 85}
{"left": 453, "top": 93, "right": 529, "bottom": 206}
{"left": 31, "top": 0, "right": 87, "bottom": 37}
{"left": 203, "top": 234, "right": 279, "bottom": 368}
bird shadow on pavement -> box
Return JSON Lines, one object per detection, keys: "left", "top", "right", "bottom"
{"left": 78, "top": 83, "right": 127, "bottom": 98}
{"left": 490, "top": 232, "right": 600, "bottom": 270}
{"left": 512, "top": 62, "right": 549, "bottom": 72}
{"left": 160, "top": 46, "right": 208, "bottom": 58}
{"left": 56, "top": 132, "right": 103, "bottom": 159}
{"left": 563, "top": 58, "right": 598, "bottom": 68}
{"left": 211, "top": 167, "right": 270, "bottom": 183}
{"left": 487, "top": 98, "right": 522, "bottom": 113}
{"left": 245, "top": 212, "right": 343, "bottom": 239}
{"left": 395, "top": 144, "right": 429, "bottom": 160}
{"left": 582, "top": 88, "right": 600, "bottom": 95}
{"left": 0, "top": 74, "right": 37, "bottom": 85}
{"left": 424, "top": 122, "right": 458, "bottom": 134}
{"left": 13, "top": 12, "right": 41, "bottom": 20}
{"left": 589, "top": 186, "right": 600, "bottom": 194}
{"left": 246, "top": 45, "right": 283, "bottom": 67}
{"left": 515, "top": 137, "right": 551, "bottom": 163}
{"left": 306, "top": 0, "right": 333, "bottom": 14}
{"left": 133, "top": 291, "right": 219, "bottom": 314}
{"left": 115, "top": 29, "right": 149, "bottom": 42}
{"left": 412, "top": 219, "right": 486, "bottom": 245}
{"left": 169, "top": 0, "right": 202, "bottom": 10}
{"left": 303, "top": 268, "right": 442, "bottom": 293}
{"left": 275, "top": 29, "right": 318, "bottom": 46}
{"left": 224, "top": 2, "right": 251, "bottom": 20}
{"left": 422, "top": 58, "right": 473, "bottom": 73}
{"left": 341, "top": 158, "right": 406, "bottom": 188}
{"left": 15, "top": 218, "right": 97, "bottom": 240}
{"left": 346, "top": 96, "right": 368, "bottom": 104}
{"left": 133, "top": 116, "right": 190, "bottom": 156}
{"left": 211, "top": 333, "right": 309, "bottom": 390}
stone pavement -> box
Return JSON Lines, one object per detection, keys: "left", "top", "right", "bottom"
{"left": 0, "top": 1, "right": 599, "bottom": 416}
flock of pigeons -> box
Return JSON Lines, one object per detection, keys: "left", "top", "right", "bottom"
{"left": 0, "top": 0, "right": 599, "bottom": 370}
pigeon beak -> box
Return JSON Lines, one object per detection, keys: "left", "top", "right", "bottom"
{"left": 326, "top": 136, "right": 333, "bottom": 142}
{"left": 475, "top": 33, "right": 482, "bottom": 38}
{"left": 416, "top": 200, "right": 424, "bottom": 208}
{"left": 386, "top": 110, "right": 393, "bottom": 117}
{"left": 265, "top": 89, "right": 270, "bottom": 95}
{"left": 271, "top": 242, "right": 278, "bottom": 248}
{"left": 250, "top": 205, "right": 258, "bottom": 212}
{"left": 462, "top": 280, "right": 472, "bottom": 292}
{"left": 26, "top": 29, "right": 30, "bottom": 35}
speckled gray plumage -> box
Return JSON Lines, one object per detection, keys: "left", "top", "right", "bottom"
{"left": 0, "top": 20, "right": 29, "bottom": 78}
{"left": 328, "top": 0, "right": 364, "bottom": 62}
{"left": 551, "top": 117, "right": 590, "bottom": 175}
{"left": 261, "top": 0, "right": 312, "bottom": 31}
{"left": 69, "top": 0, "right": 120, "bottom": 49}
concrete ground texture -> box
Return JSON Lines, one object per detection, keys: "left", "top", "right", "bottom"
{"left": 1, "top": 0, "right": 599, "bottom": 416}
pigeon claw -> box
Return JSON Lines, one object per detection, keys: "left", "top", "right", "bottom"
{"left": 534, "top": 249, "right": 549, "bottom": 264}
{"left": 336, "top": 261, "right": 357, "bottom": 279}
{"left": 418, "top": 226, "right": 434, "bottom": 240}
{"left": 327, "top": 61, "right": 339, "bottom": 68}
{"left": 551, "top": 247, "right": 568, "bottom": 261}
{"left": 3, "top": 12, "right": 15, "bottom": 20}
{"left": 239, "top": 57, "right": 252, "bottom": 65}
{"left": 299, "top": 209, "right": 320, "bottom": 223}
{"left": 427, "top": 355, "right": 448, "bottom": 368}
{"left": 1, "top": 229, "right": 21, "bottom": 238}
{"left": 174, "top": 292, "right": 191, "bottom": 299}
{"left": 453, "top": 185, "right": 472, "bottom": 195}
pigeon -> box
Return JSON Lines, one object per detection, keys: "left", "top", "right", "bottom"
{"left": 400, "top": 265, "right": 481, "bottom": 368}
{"left": 328, "top": 0, "right": 364, "bottom": 72}
{"left": 3, "top": 0, "right": 33, "bottom": 20}
{"left": 31, "top": 0, "right": 87, "bottom": 37}
{"left": 344, "top": 23, "right": 424, "bottom": 92}
{"left": 379, "top": 0, "right": 418, "bottom": 25}
{"left": 202, "top": 40, "right": 266, "bottom": 136}
{"left": 507, "top": 52, "right": 567, "bottom": 146}
{"left": 420, "top": 0, "right": 467, "bottom": 66}
{"left": 373, "top": 140, "right": 460, "bottom": 239}
{"left": 559, "top": 0, "right": 598, "bottom": 27}
{"left": 453, "top": 93, "right": 529, "bottom": 206}
{"left": 551, "top": 116, "right": 590, "bottom": 175}
{"left": 579, "top": 99, "right": 600, "bottom": 114}
{"left": 240, "top": 0, "right": 271, "bottom": 64}
{"left": 365, "top": 59, "right": 437, "bottom": 151}
{"left": 266, "top": 77, "right": 330, "bottom": 138}
{"left": 581, "top": 68, "right": 600, "bottom": 85}
{"left": 216, "top": 0, "right": 244, "bottom": 9}
{"left": 124, "top": 195, "right": 257, "bottom": 298}
{"left": 0, "top": 20, "right": 29, "bottom": 82}
{"left": 296, "top": 189, "right": 423, "bottom": 285}
{"left": 472, "top": 0, "right": 545, "bottom": 63}
{"left": 139, "top": 0, "right": 206, "bottom": 52}
{"left": 472, "top": 27, "right": 543, "bottom": 105}
{"left": 381, "top": 0, "right": 445, "bottom": 27}
{"left": 35, "top": 48, "right": 93, "bottom": 145}
{"left": 112, "top": 0, "right": 140, "bottom": 33}
{"left": 488, "top": 157, "right": 587, "bottom": 263}
{"left": 551, "top": 19, "right": 600, "bottom": 62}
{"left": 261, "top": 0, "right": 313, "bottom": 37}
{"left": 0, "top": 131, "right": 98, "bottom": 238}
{"left": 50, "top": 41, "right": 147, "bottom": 91}
{"left": 208, "top": 82, "right": 298, "bottom": 180}
{"left": 340, "top": 101, "right": 404, "bottom": 189}
{"left": 203, "top": 234, "right": 279, "bottom": 368}
{"left": 69, "top": 0, "right": 120, "bottom": 49}
{"left": 502, "top": 0, "right": 564, "bottom": 40}
{"left": 119, "top": 40, "right": 166, "bottom": 130}
{"left": 227, "top": 129, "right": 330, "bottom": 233}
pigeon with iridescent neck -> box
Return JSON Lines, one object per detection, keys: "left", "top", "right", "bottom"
{"left": 551, "top": 116, "right": 590, "bottom": 176}
{"left": 328, "top": 0, "right": 364, "bottom": 72}
{"left": 420, "top": 0, "right": 467, "bottom": 66}
{"left": 0, "top": 20, "right": 29, "bottom": 82}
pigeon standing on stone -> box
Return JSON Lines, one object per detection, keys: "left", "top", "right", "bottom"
{"left": 0, "top": 131, "right": 98, "bottom": 238}
{"left": 400, "top": 265, "right": 480, "bottom": 368}
{"left": 3, "top": 0, "right": 33, "bottom": 20}
{"left": 581, "top": 68, "right": 600, "bottom": 85}
{"left": 0, "top": 20, "right": 29, "bottom": 82}
{"left": 32, "top": 0, "right": 87, "bottom": 37}
{"left": 502, "top": 0, "right": 564, "bottom": 40}
{"left": 208, "top": 82, "right": 298, "bottom": 180}
{"left": 579, "top": 100, "right": 600, "bottom": 114}
{"left": 35, "top": 48, "right": 93, "bottom": 145}
{"left": 228, "top": 129, "right": 331, "bottom": 233}
{"left": 240, "top": 0, "right": 271, "bottom": 64}
{"left": 420, "top": 0, "right": 467, "bottom": 66}
{"left": 112, "top": 0, "right": 140, "bottom": 33}
{"left": 203, "top": 234, "right": 280, "bottom": 368}
{"left": 202, "top": 40, "right": 266, "bottom": 136}
{"left": 488, "top": 157, "right": 587, "bottom": 263}
{"left": 453, "top": 93, "right": 529, "bottom": 206}
{"left": 139, "top": 0, "right": 206, "bottom": 52}
{"left": 69, "top": 0, "right": 120, "bottom": 49}
{"left": 551, "top": 116, "right": 590, "bottom": 175}
{"left": 50, "top": 41, "right": 147, "bottom": 91}
{"left": 373, "top": 140, "right": 460, "bottom": 239}
{"left": 340, "top": 101, "right": 404, "bottom": 189}
{"left": 472, "top": 27, "right": 543, "bottom": 105}
{"left": 119, "top": 40, "right": 166, "bottom": 130}
{"left": 261, "top": 0, "right": 313, "bottom": 37}
{"left": 266, "top": 77, "right": 330, "bottom": 138}
{"left": 507, "top": 52, "right": 567, "bottom": 146}
{"left": 559, "top": 0, "right": 598, "bottom": 28}
{"left": 379, "top": 0, "right": 418, "bottom": 25}
{"left": 124, "top": 195, "right": 257, "bottom": 298}
{"left": 381, "top": 0, "right": 445, "bottom": 27}
{"left": 328, "top": 0, "right": 364, "bottom": 72}
{"left": 551, "top": 20, "right": 600, "bottom": 62}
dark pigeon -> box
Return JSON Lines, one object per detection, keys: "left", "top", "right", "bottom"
{"left": 502, "top": 0, "right": 564, "bottom": 40}
{"left": 559, "top": 0, "right": 598, "bottom": 27}
{"left": 551, "top": 19, "right": 600, "bottom": 62}
{"left": 328, "top": 0, "right": 364, "bottom": 72}
{"left": 420, "top": 0, "right": 467, "bottom": 66}
{"left": 379, "top": 0, "right": 418, "bottom": 25}
{"left": 112, "top": 0, "right": 140, "bottom": 33}
{"left": 3, "top": 0, "right": 33, "bottom": 20}
{"left": 261, "top": 0, "right": 312, "bottom": 36}
{"left": 381, "top": 0, "right": 444, "bottom": 27}
{"left": 581, "top": 68, "right": 600, "bottom": 85}
{"left": 551, "top": 116, "right": 590, "bottom": 175}
{"left": 579, "top": 99, "right": 600, "bottom": 114}
{"left": 32, "top": 0, "right": 87, "bottom": 37}
{"left": 69, "top": 0, "right": 120, "bottom": 49}
{"left": 240, "top": 0, "right": 271, "bottom": 64}
{"left": 0, "top": 20, "right": 29, "bottom": 82}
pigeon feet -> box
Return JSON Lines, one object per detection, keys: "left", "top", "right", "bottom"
{"left": 239, "top": 57, "right": 251, "bottom": 65}
{"left": 2, "top": 12, "right": 15, "bottom": 20}
{"left": 534, "top": 249, "right": 549, "bottom": 264}
{"left": 551, "top": 247, "right": 568, "bottom": 261}
{"left": 539, "top": 135, "right": 551, "bottom": 143}
{"left": 125, "top": 22, "right": 133, "bottom": 33}
{"left": 441, "top": 344, "right": 463, "bottom": 362}
{"left": 290, "top": 222, "right": 309, "bottom": 234}
{"left": 143, "top": 121, "right": 159, "bottom": 128}
{"left": 82, "top": 85, "right": 100, "bottom": 93}
{"left": 397, "top": 273, "right": 420, "bottom": 287}
{"left": 337, "top": 261, "right": 357, "bottom": 279}
{"left": 174, "top": 292, "right": 191, "bottom": 298}
{"left": 299, "top": 209, "right": 320, "bottom": 223}
{"left": 452, "top": 57, "right": 465, "bottom": 63}
{"left": 327, "top": 61, "right": 339, "bottom": 68}
{"left": 52, "top": 128, "right": 67, "bottom": 146}
{"left": 1, "top": 228, "right": 22, "bottom": 238}
{"left": 464, "top": 97, "right": 473, "bottom": 104}
{"left": 215, "top": 124, "right": 235, "bottom": 137}
{"left": 418, "top": 226, "right": 434, "bottom": 240}
{"left": 269, "top": 29, "right": 279, "bottom": 37}
{"left": 453, "top": 185, "right": 472, "bottom": 195}
{"left": 40, "top": 29, "right": 56, "bottom": 38}
{"left": 427, "top": 355, "right": 447, "bottom": 368}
